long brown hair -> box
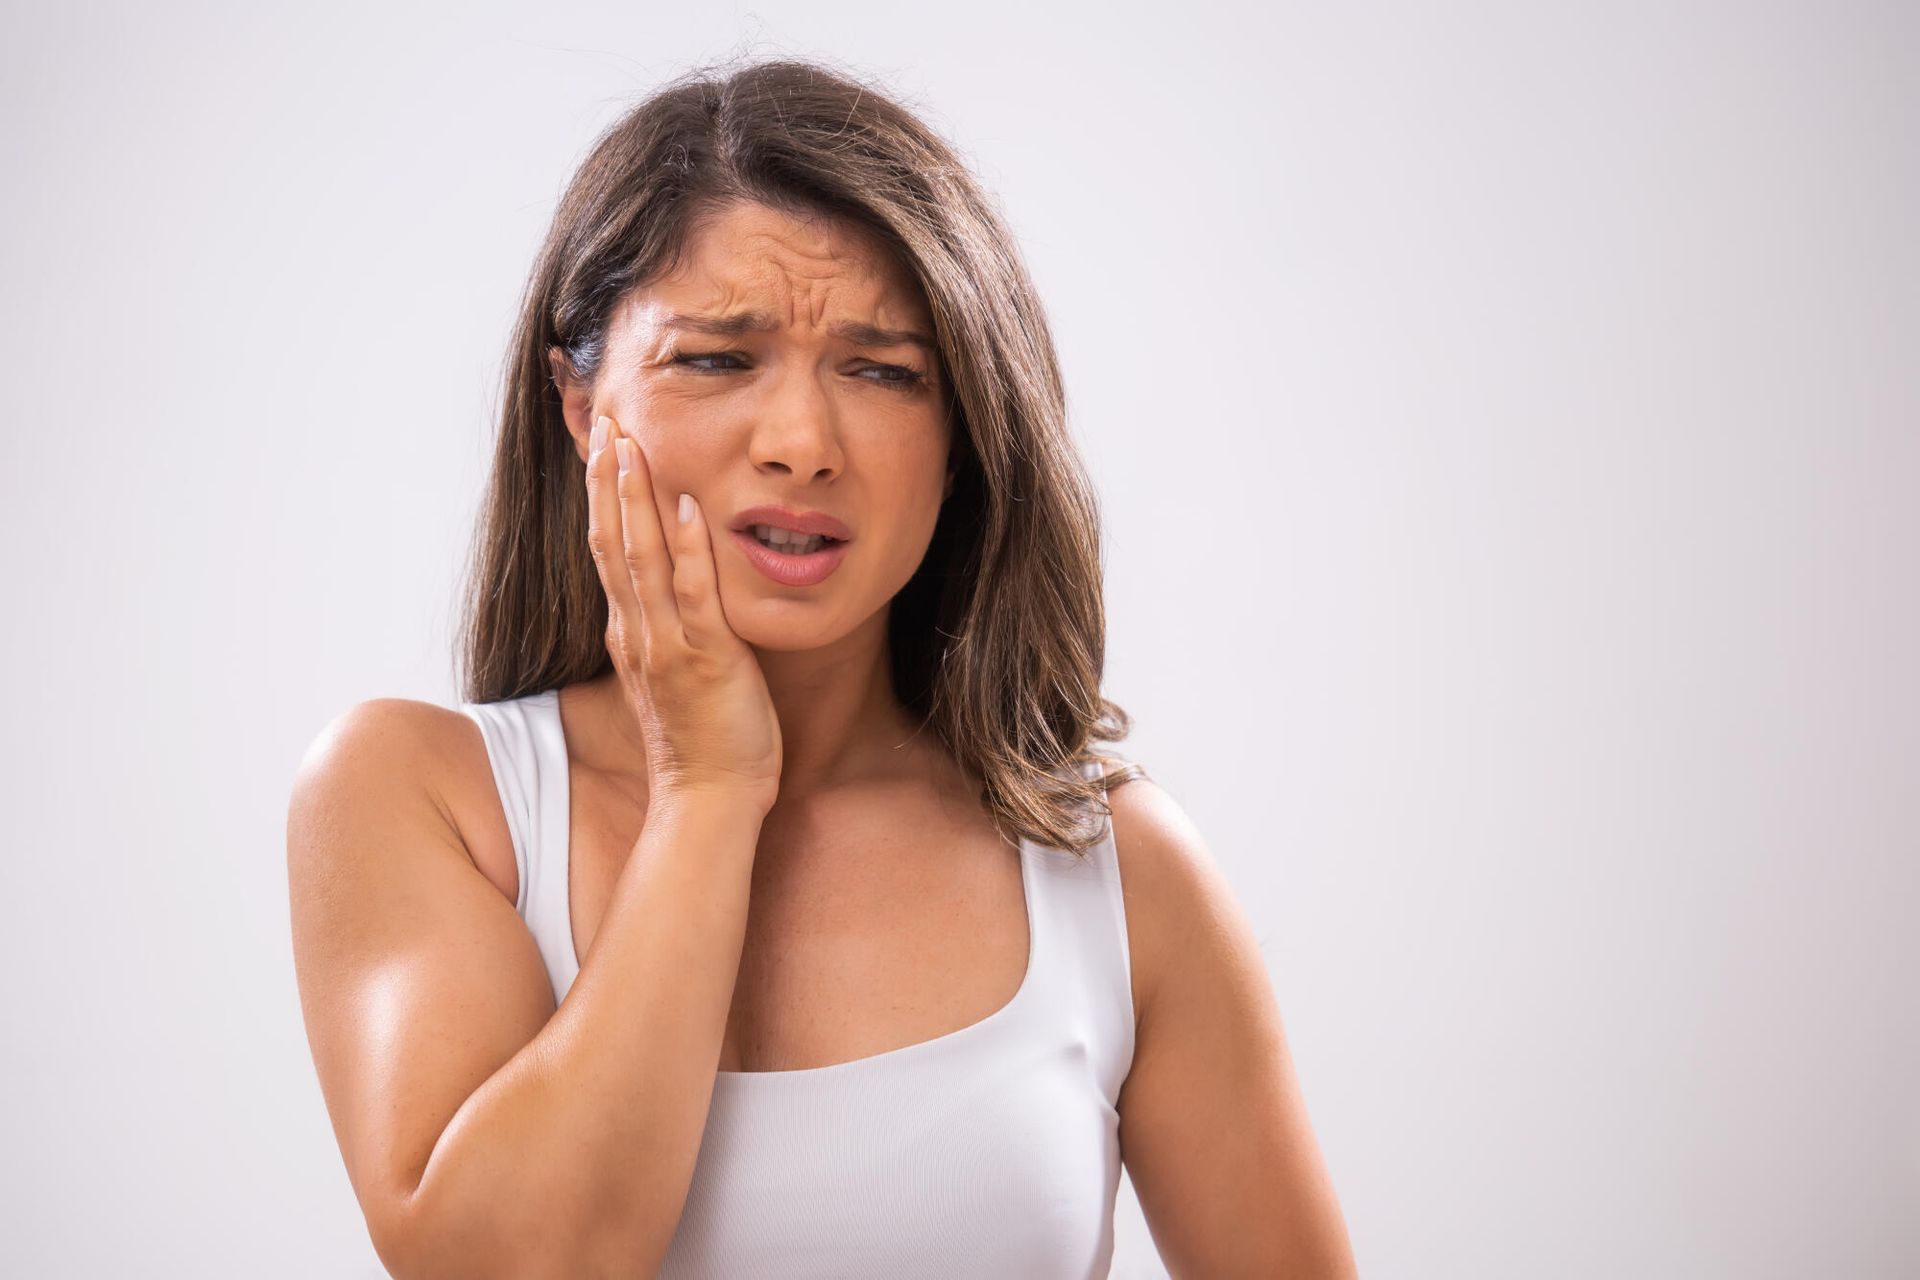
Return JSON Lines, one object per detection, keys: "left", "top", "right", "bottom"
{"left": 455, "top": 54, "right": 1146, "bottom": 855}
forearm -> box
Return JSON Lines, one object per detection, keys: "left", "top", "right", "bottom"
{"left": 395, "top": 791, "right": 767, "bottom": 1278}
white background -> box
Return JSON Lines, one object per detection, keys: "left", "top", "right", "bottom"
{"left": 3, "top": 2, "right": 1915, "bottom": 1276}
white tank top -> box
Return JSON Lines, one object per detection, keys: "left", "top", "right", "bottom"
{"left": 458, "top": 689, "right": 1136, "bottom": 1278}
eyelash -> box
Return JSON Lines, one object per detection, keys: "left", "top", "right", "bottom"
{"left": 669, "top": 349, "right": 927, "bottom": 390}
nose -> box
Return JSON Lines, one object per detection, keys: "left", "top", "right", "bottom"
{"left": 747, "top": 368, "right": 845, "bottom": 482}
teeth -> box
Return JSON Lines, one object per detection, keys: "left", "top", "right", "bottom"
{"left": 750, "top": 524, "right": 826, "bottom": 554}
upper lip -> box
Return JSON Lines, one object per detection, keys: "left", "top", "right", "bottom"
{"left": 727, "top": 505, "right": 854, "bottom": 541}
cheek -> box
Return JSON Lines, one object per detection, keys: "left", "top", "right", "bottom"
{"left": 887, "top": 444, "right": 951, "bottom": 536}
{"left": 621, "top": 428, "right": 723, "bottom": 516}
{"left": 867, "top": 472, "right": 948, "bottom": 578}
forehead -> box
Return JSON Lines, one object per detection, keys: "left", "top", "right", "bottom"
{"left": 629, "top": 201, "right": 931, "bottom": 331}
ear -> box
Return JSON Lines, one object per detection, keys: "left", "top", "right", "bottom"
{"left": 548, "top": 346, "right": 595, "bottom": 463}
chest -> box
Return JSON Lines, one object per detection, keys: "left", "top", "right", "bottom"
{"left": 566, "top": 775, "right": 1033, "bottom": 1074}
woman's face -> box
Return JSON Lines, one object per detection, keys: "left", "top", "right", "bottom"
{"left": 555, "top": 200, "right": 954, "bottom": 652}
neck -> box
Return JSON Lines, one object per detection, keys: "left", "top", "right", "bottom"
{"left": 579, "top": 604, "right": 930, "bottom": 802}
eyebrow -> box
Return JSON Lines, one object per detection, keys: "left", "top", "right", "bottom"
{"left": 663, "top": 310, "right": 937, "bottom": 352}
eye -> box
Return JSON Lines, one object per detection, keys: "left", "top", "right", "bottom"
{"left": 670, "top": 349, "right": 927, "bottom": 391}
{"left": 861, "top": 363, "right": 928, "bottom": 390}
{"left": 671, "top": 350, "right": 749, "bottom": 372}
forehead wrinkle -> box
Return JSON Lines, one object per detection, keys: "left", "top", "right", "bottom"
{"left": 634, "top": 213, "right": 929, "bottom": 346}
{"left": 703, "top": 251, "right": 821, "bottom": 329}
{"left": 674, "top": 268, "right": 923, "bottom": 343}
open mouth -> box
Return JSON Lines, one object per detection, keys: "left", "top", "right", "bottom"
{"left": 747, "top": 524, "right": 845, "bottom": 556}
{"left": 730, "top": 524, "right": 851, "bottom": 587}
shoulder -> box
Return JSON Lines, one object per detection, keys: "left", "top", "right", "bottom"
{"left": 295, "top": 697, "right": 459, "bottom": 768}
{"left": 1102, "top": 772, "right": 1244, "bottom": 1033}
{"left": 291, "top": 698, "right": 477, "bottom": 808}
{"left": 289, "top": 698, "right": 518, "bottom": 905}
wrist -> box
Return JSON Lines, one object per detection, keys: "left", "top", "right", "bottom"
{"left": 644, "top": 782, "right": 776, "bottom": 826}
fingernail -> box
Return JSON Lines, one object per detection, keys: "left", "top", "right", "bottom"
{"left": 590, "top": 417, "right": 609, "bottom": 453}
{"left": 678, "top": 493, "right": 694, "bottom": 525}
{"left": 616, "top": 437, "right": 632, "bottom": 476}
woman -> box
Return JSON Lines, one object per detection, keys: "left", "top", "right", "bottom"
{"left": 289, "top": 56, "right": 1357, "bottom": 1279}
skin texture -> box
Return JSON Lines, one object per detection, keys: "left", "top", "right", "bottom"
{"left": 547, "top": 199, "right": 958, "bottom": 800}
{"left": 291, "top": 198, "right": 1358, "bottom": 1275}
{"left": 547, "top": 199, "right": 1358, "bottom": 1275}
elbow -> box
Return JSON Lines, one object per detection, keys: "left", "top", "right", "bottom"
{"left": 363, "top": 1196, "right": 428, "bottom": 1280}
{"left": 365, "top": 1188, "right": 515, "bottom": 1280}
{"left": 369, "top": 1183, "right": 645, "bottom": 1280}
{"left": 366, "top": 1189, "right": 468, "bottom": 1280}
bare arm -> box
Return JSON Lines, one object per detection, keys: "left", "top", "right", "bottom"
{"left": 289, "top": 698, "right": 768, "bottom": 1279}
{"left": 1108, "top": 777, "right": 1359, "bottom": 1279}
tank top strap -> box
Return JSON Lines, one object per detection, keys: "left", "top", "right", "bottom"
{"left": 1018, "top": 752, "right": 1138, "bottom": 1112}
{"left": 458, "top": 689, "right": 574, "bottom": 1003}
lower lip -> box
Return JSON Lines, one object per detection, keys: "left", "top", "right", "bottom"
{"left": 729, "top": 529, "right": 851, "bottom": 586}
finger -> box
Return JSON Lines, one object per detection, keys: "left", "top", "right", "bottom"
{"left": 670, "top": 491, "right": 731, "bottom": 651}
{"left": 608, "top": 420, "right": 681, "bottom": 637}
{"left": 583, "top": 417, "right": 646, "bottom": 653}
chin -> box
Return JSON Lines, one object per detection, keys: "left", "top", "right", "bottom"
{"left": 711, "top": 545, "right": 905, "bottom": 653}
{"left": 728, "top": 616, "right": 849, "bottom": 653}
{"left": 717, "top": 587, "right": 854, "bottom": 653}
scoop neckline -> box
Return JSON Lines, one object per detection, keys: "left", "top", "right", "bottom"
{"left": 540, "top": 687, "right": 1040, "bottom": 1082}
